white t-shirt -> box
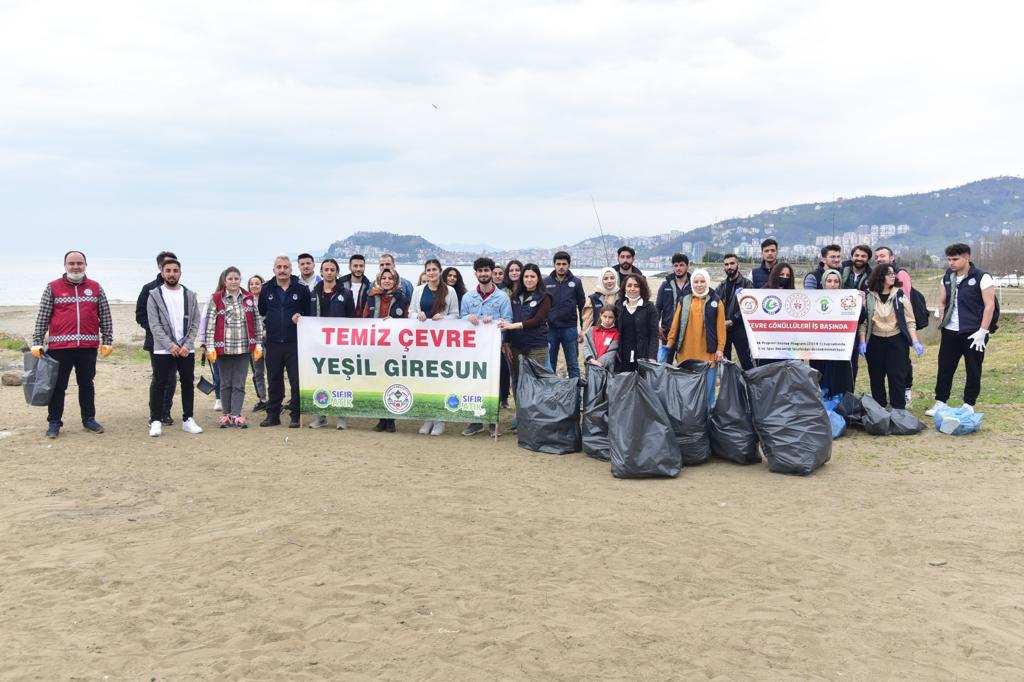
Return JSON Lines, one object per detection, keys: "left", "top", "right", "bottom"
{"left": 945, "top": 273, "right": 994, "bottom": 332}
{"left": 350, "top": 280, "right": 363, "bottom": 303}
{"left": 155, "top": 284, "right": 186, "bottom": 354}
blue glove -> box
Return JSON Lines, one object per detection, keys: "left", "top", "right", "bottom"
{"left": 913, "top": 341, "right": 925, "bottom": 357}
{"left": 858, "top": 340, "right": 867, "bottom": 356}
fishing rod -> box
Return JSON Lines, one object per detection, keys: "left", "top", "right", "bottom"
{"left": 591, "top": 195, "right": 612, "bottom": 267}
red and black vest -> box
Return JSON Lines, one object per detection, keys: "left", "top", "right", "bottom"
{"left": 48, "top": 276, "right": 102, "bottom": 350}
{"left": 209, "top": 290, "right": 259, "bottom": 356}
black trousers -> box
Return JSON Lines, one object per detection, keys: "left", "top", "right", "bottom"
{"left": 934, "top": 328, "right": 986, "bottom": 406}
{"left": 148, "top": 352, "right": 177, "bottom": 418}
{"left": 723, "top": 325, "right": 753, "bottom": 370}
{"left": 266, "top": 341, "right": 300, "bottom": 419}
{"left": 150, "top": 353, "right": 195, "bottom": 422}
{"left": 47, "top": 348, "right": 97, "bottom": 424}
{"left": 499, "top": 350, "right": 511, "bottom": 404}
{"left": 851, "top": 345, "right": 860, "bottom": 385}
{"left": 865, "top": 334, "right": 910, "bottom": 409}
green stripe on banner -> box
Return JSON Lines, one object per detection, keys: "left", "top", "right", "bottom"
{"left": 300, "top": 390, "right": 500, "bottom": 423}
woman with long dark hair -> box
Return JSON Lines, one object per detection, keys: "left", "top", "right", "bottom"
{"left": 497, "top": 259, "right": 524, "bottom": 408}
{"left": 410, "top": 259, "right": 460, "bottom": 436}
{"left": 766, "top": 262, "right": 796, "bottom": 289}
{"left": 308, "top": 257, "right": 356, "bottom": 430}
{"left": 442, "top": 267, "right": 468, "bottom": 307}
{"left": 247, "top": 274, "right": 268, "bottom": 412}
{"left": 859, "top": 264, "right": 924, "bottom": 409}
{"left": 614, "top": 273, "right": 659, "bottom": 373}
{"left": 498, "top": 263, "right": 553, "bottom": 431}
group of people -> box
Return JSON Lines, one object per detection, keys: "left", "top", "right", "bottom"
{"left": 30, "top": 239, "right": 996, "bottom": 439}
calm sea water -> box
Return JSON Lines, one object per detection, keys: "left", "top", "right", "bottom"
{"left": 0, "top": 257, "right": 622, "bottom": 306}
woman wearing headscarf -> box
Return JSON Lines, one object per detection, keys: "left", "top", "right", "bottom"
{"left": 362, "top": 268, "right": 408, "bottom": 433}
{"left": 614, "top": 273, "right": 659, "bottom": 373}
{"left": 581, "top": 266, "right": 620, "bottom": 336}
{"left": 809, "top": 269, "right": 855, "bottom": 398}
{"left": 665, "top": 268, "right": 726, "bottom": 409}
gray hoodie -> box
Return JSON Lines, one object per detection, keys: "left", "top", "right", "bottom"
{"left": 146, "top": 285, "right": 200, "bottom": 353}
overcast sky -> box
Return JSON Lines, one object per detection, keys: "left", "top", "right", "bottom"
{"left": 2, "top": 0, "right": 1022, "bottom": 258}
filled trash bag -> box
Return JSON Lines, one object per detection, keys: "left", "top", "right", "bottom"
{"left": 835, "top": 392, "right": 865, "bottom": 426}
{"left": 860, "top": 396, "right": 892, "bottom": 436}
{"left": 23, "top": 351, "right": 60, "bottom": 407}
{"left": 638, "top": 359, "right": 710, "bottom": 466}
{"left": 607, "top": 371, "right": 680, "bottom": 478}
{"left": 515, "top": 357, "right": 581, "bottom": 455}
{"left": 745, "top": 361, "right": 831, "bottom": 475}
{"left": 889, "top": 408, "right": 925, "bottom": 435}
{"left": 581, "top": 366, "right": 611, "bottom": 461}
{"left": 933, "top": 405, "right": 984, "bottom": 436}
{"left": 822, "top": 393, "right": 846, "bottom": 438}
{"left": 708, "top": 360, "right": 760, "bottom": 464}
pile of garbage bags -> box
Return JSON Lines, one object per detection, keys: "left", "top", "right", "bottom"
{"left": 833, "top": 393, "right": 924, "bottom": 436}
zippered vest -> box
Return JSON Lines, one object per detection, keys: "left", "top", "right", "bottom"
{"left": 939, "top": 264, "right": 989, "bottom": 334}
{"left": 864, "top": 290, "right": 912, "bottom": 344}
{"left": 671, "top": 290, "right": 722, "bottom": 355}
{"left": 509, "top": 289, "right": 549, "bottom": 349}
{"left": 210, "top": 290, "right": 258, "bottom": 356}
{"left": 47, "top": 276, "right": 101, "bottom": 350}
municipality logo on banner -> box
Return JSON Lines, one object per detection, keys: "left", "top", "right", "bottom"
{"left": 738, "top": 289, "right": 862, "bottom": 361}
{"left": 297, "top": 318, "right": 501, "bottom": 423}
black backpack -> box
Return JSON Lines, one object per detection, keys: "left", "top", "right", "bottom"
{"left": 909, "top": 287, "right": 930, "bottom": 330}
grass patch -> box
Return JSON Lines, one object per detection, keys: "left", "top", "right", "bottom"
{"left": 0, "top": 334, "right": 27, "bottom": 352}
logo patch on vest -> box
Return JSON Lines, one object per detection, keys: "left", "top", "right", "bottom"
{"left": 529, "top": 300, "right": 538, "bottom": 307}
{"left": 292, "top": 293, "right": 298, "bottom": 300}
{"left": 710, "top": 300, "right": 718, "bottom": 308}
{"left": 968, "top": 278, "right": 977, "bottom": 286}
{"left": 394, "top": 308, "right": 402, "bottom": 316}
{"left": 568, "top": 281, "right": 575, "bottom": 288}
{"left": 84, "top": 288, "right": 94, "bottom": 296}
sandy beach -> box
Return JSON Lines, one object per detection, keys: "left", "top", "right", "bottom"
{"left": 2, "top": 304, "right": 1024, "bottom": 679}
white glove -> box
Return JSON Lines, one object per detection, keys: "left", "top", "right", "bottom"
{"left": 967, "top": 328, "right": 989, "bottom": 352}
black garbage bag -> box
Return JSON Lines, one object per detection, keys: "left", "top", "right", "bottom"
{"left": 23, "top": 351, "right": 60, "bottom": 407}
{"left": 860, "top": 396, "right": 892, "bottom": 436}
{"left": 607, "top": 371, "right": 680, "bottom": 478}
{"left": 834, "top": 392, "right": 865, "bottom": 425}
{"left": 889, "top": 408, "right": 925, "bottom": 435}
{"left": 515, "top": 357, "right": 581, "bottom": 455}
{"left": 745, "top": 361, "right": 832, "bottom": 476}
{"left": 581, "top": 366, "right": 611, "bottom": 461}
{"left": 709, "top": 360, "right": 760, "bottom": 464}
{"left": 637, "top": 359, "right": 710, "bottom": 465}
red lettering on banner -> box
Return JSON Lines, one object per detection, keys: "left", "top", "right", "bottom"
{"left": 351, "top": 328, "right": 368, "bottom": 345}
{"left": 322, "top": 328, "right": 335, "bottom": 344}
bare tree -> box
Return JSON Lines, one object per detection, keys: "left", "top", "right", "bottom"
{"left": 975, "top": 235, "right": 1024, "bottom": 276}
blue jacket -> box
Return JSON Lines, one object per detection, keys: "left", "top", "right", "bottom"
{"left": 655, "top": 275, "right": 691, "bottom": 334}
{"left": 750, "top": 260, "right": 772, "bottom": 288}
{"left": 258, "top": 275, "right": 312, "bottom": 344}
{"left": 543, "top": 270, "right": 585, "bottom": 329}
{"left": 460, "top": 286, "right": 512, "bottom": 323}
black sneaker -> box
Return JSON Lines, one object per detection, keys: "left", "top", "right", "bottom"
{"left": 373, "top": 420, "right": 387, "bottom": 432}
{"left": 385, "top": 420, "right": 396, "bottom": 433}
{"left": 82, "top": 418, "right": 105, "bottom": 434}
{"left": 46, "top": 422, "right": 61, "bottom": 439}
{"left": 288, "top": 417, "right": 301, "bottom": 428}
{"left": 260, "top": 416, "right": 281, "bottom": 427}
{"left": 161, "top": 414, "right": 174, "bottom": 426}
{"left": 252, "top": 401, "right": 267, "bottom": 412}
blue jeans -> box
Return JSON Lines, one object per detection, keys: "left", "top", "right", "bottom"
{"left": 706, "top": 365, "right": 717, "bottom": 413}
{"left": 657, "top": 345, "right": 671, "bottom": 364}
{"left": 547, "top": 326, "right": 580, "bottom": 379}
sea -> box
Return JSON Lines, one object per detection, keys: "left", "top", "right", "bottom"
{"left": 0, "top": 256, "right": 623, "bottom": 306}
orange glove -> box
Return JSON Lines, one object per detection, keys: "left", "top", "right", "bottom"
{"left": 99, "top": 345, "right": 113, "bottom": 357}
{"left": 206, "top": 349, "right": 218, "bottom": 363}
{"left": 30, "top": 345, "right": 43, "bottom": 358}
{"left": 253, "top": 345, "right": 263, "bottom": 361}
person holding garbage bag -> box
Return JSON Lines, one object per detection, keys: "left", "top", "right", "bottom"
{"left": 664, "top": 269, "right": 726, "bottom": 409}
{"left": 859, "top": 264, "right": 924, "bottom": 410}
{"left": 498, "top": 263, "right": 553, "bottom": 431}
{"left": 809, "top": 269, "right": 855, "bottom": 398}
{"left": 410, "top": 258, "right": 460, "bottom": 436}
{"left": 614, "top": 274, "right": 659, "bottom": 373}
{"left": 32, "top": 250, "right": 114, "bottom": 438}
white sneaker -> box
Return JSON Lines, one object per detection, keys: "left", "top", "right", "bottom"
{"left": 418, "top": 421, "right": 434, "bottom": 435}
{"left": 430, "top": 422, "right": 445, "bottom": 436}
{"left": 963, "top": 403, "right": 975, "bottom": 414}
{"left": 335, "top": 417, "right": 347, "bottom": 430}
{"left": 924, "top": 400, "right": 946, "bottom": 417}
{"left": 182, "top": 418, "right": 203, "bottom": 434}
{"left": 904, "top": 389, "right": 913, "bottom": 408}
{"left": 214, "top": 399, "right": 223, "bottom": 411}
{"left": 149, "top": 420, "right": 162, "bottom": 437}
{"left": 308, "top": 415, "right": 327, "bottom": 429}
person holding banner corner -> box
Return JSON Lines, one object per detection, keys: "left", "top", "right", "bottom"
{"left": 410, "top": 258, "right": 460, "bottom": 436}
{"left": 461, "top": 257, "right": 512, "bottom": 437}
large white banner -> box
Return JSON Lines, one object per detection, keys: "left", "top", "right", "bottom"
{"left": 297, "top": 317, "right": 501, "bottom": 423}
{"left": 737, "top": 289, "right": 863, "bottom": 361}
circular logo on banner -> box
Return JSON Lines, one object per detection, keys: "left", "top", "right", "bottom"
{"left": 739, "top": 295, "right": 759, "bottom": 315}
{"left": 785, "top": 293, "right": 811, "bottom": 318}
{"left": 840, "top": 295, "right": 859, "bottom": 311}
{"left": 383, "top": 384, "right": 414, "bottom": 414}
{"left": 817, "top": 297, "right": 833, "bottom": 314}
{"left": 444, "top": 393, "right": 462, "bottom": 413}
{"left": 761, "top": 295, "right": 782, "bottom": 315}
{"left": 313, "top": 389, "right": 331, "bottom": 408}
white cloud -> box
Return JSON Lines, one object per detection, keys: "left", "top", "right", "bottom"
{"left": 1, "top": 0, "right": 1022, "bottom": 256}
